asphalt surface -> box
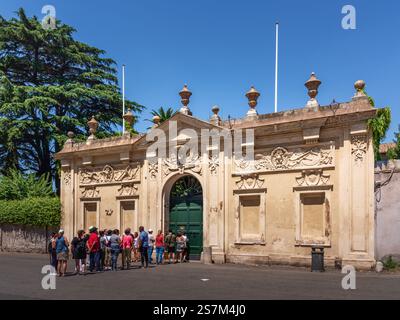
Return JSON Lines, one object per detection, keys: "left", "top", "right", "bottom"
{"left": 0, "top": 252, "right": 399, "bottom": 300}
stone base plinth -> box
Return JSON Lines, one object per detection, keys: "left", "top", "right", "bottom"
{"left": 212, "top": 252, "right": 226, "bottom": 264}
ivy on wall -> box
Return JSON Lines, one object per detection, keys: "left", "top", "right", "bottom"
{"left": 368, "top": 107, "right": 391, "bottom": 161}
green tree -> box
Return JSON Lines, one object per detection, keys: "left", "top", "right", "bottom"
{"left": 368, "top": 107, "right": 391, "bottom": 161}
{"left": 0, "top": 8, "right": 144, "bottom": 192}
{"left": 364, "top": 89, "right": 391, "bottom": 161}
{"left": 387, "top": 126, "right": 400, "bottom": 160}
{"left": 150, "top": 107, "right": 175, "bottom": 123}
{"left": 0, "top": 169, "right": 54, "bottom": 200}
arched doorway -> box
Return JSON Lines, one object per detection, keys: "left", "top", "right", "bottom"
{"left": 169, "top": 175, "right": 203, "bottom": 260}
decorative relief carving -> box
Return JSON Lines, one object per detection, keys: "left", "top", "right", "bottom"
{"left": 105, "top": 209, "right": 113, "bottom": 216}
{"left": 80, "top": 186, "right": 99, "bottom": 198}
{"left": 295, "top": 169, "right": 330, "bottom": 187}
{"left": 163, "top": 152, "right": 202, "bottom": 177}
{"left": 63, "top": 171, "right": 71, "bottom": 186}
{"left": 101, "top": 165, "right": 114, "bottom": 182}
{"left": 79, "top": 164, "right": 139, "bottom": 185}
{"left": 209, "top": 206, "right": 219, "bottom": 213}
{"left": 271, "top": 147, "right": 289, "bottom": 169}
{"left": 209, "top": 155, "right": 219, "bottom": 175}
{"left": 351, "top": 135, "right": 367, "bottom": 165}
{"left": 114, "top": 166, "right": 139, "bottom": 182}
{"left": 117, "top": 183, "right": 138, "bottom": 196}
{"left": 148, "top": 162, "right": 158, "bottom": 180}
{"left": 235, "top": 173, "right": 265, "bottom": 190}
{"left": 235, "top": 144, "right": 334, "bottom": 173}
{"left": 234, "top": 157, "right": 249, "bottom": 170}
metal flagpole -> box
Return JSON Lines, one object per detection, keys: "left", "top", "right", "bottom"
{"left": 122, "top": 64, "right": 126, "bottom": 133}
{"left": 274, "top": 22, "right": 279, "bottom": 113}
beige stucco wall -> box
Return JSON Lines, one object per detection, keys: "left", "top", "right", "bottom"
{"left": 56, "top": 96, "right": 376, "bottom": 270}
{"left": 375, "top": 161, "right": 400, "bottom": 260}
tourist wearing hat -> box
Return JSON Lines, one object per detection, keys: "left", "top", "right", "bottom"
{"left": 55, "top": 229, "right": 69, "bottom": 277}
{"left": 87, "top": 226, "right": 101, "bottom": 272}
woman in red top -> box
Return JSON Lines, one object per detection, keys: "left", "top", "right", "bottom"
{"left": 121, "top": 228, "right": 133, "bottom": 270}
{"left": 155, "top": 230, "right": 164, "bottom": 265}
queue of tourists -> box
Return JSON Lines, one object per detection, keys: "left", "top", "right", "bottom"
{"left": 48, "top": 226, "right": 190, "bottom": 277}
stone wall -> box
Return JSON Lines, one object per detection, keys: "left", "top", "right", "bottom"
{"left": 0, "top": 224, "right": 53, "bottom": 253}
{"left": 375, "top": 160, "right": 400, "bottom": 260}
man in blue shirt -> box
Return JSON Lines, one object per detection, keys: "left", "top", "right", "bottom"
{"left": 139, "top": 226, "right": 149, "bottom": 268}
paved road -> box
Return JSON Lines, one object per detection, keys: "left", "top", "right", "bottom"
{"left": 0, "top": 252, "right": 399, "bottom": 299}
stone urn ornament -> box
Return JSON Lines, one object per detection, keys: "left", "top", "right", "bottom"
{"left": 305, "top": 72, "right": 321, "bottom": 108}
{"left": 87, "top": 116, "right": 99, "bottom": 141}
{"left": 245, "top": 86, "right": 260, "bottom": 119}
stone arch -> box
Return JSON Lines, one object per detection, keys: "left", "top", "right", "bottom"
{"left": 161, "top": 172, "right": 204, "bottom": 259}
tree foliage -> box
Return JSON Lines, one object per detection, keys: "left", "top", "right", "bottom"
{"left": 0, "top": 169, "right": 54, "bottom": 200}
{"left": 0, "top": 8, "right": 144, "bottom": 191}
{"left": 0, "top": 197, "right": 60, "bottom": 226}
{"left": 387, "top": 126, "right": 400, "bottom": 160}
{"left": 368, "top": 107, "right": 392, "bottom": 161}
{"left": 364, "top": 88, "right": 391, "bottom": 161}
{"left": 364, "top": 90, "right": 392, "bottom": 161}
{"left": 150, "top": 107, "right": 175, "bottom": 123}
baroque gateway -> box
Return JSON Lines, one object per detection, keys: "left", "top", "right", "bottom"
{"left": 56, "top": 75, "right": 377, "bottom": 269}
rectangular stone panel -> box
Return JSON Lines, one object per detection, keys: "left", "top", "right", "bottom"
{"left": 84, "top": 203, "right": 97, "bottom": 231}
{"left": 301, "top": 193, "right": 325, "bottom": 238}
{"left": 121, "top": 201, "right": 135, "bottom": 232}
{"left": 240, "top": 195, "right": 260, "bottom": 237}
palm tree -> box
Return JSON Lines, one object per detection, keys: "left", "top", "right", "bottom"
{"left": 150, "top": 107, "right": 175, "bottom": 124}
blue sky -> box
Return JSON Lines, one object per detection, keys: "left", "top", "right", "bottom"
{"left": 1, "top": 0, "right": 399, "bottom": 141}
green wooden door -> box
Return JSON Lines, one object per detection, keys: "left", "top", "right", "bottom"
{"left": 169, "top": 176, "right": 203, "bottom": 259}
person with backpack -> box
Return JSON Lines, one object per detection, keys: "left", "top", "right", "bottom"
{"left": 71, "top": 230, "right": 87, "bottom": 275}
{"left": 164, "top": 229, "right": 176, "bottom": 264}
{"left": 55, "top": 229, "right": 69, "bottom": 277}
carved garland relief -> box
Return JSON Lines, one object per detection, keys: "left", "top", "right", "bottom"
{"left": 209, "top": 154, "right": 219, "bottom": 175}
{"left": 234, "top": 145, "right": 334, "bottom": 173}
{"left": 117, "top": 183, "right": 138, "bottom": 196}
{"left": 295, "top": 169, "right": 330, "bottom": 187}
{"left": 351, "top": 135, "right": 367, "bottom": 165}
{"left": 79, "top": 164, "right": 139, "bottom": 185}
{"left": 148, "top": 152, "right": 222, "bottom": 179}
{"left": 148, "top": 162, "right": 158, "bottom": 180}
{"left": 78, "top": 164, "right": 140, "bottom": 199}
{"left": 162, "top": 152, "right": 202, "bottom": 177}
{"left": 80, "top": 186, "right": 100, "bottom": 198}
{"left": 63, "top": 171, "right": 71, "bottom": 186}
{"left": 235, "top": 173, "right": 265, "bottom": 190}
